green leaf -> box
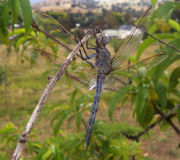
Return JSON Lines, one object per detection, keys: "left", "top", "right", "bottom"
{"left": 150, "top": 1, "right": 176, "bottom": 22}
{"left": 75, "top": 94, "right": 92, "bottom": 111}
{"left": 42, "top": 148, "right": 52, "bottom": 160}
{"left": 70, "top": 89, "right": 78, "bottom": 107}
{"left": 139, "top": 102, "right": 155, "bottom": 128}
{"left": 10, "top": 28, "right": 26, "bottom": 36}
{"left": 0, "top": 1, "right": 9, "bottom": 44}
{"left": 2, "top": 1, "right": 9, "bottom": 26}
{"left": 168, "top": 19, "right": 180, "bottom": 32}
{"left": 75, "top": 112, "right": 82, "bottom": 131}
{"left": 16, "top": 35, "right": 33, "bottom": 49}
{"left": 155, "top": 83, "right": 167, "bottom": 109}
{"left": 169, "top": 67, "right": 180, "bottom": 89}
{"left": 166, "top": 99, "right": 175, "bottom": 110}
{"left": 148, "top": 23, "right": 158, "bottom": 34}
{"left": 0, "top": 23, "right": 9, "bottom": 44}
{"left": 8, "top": 0, "right": 19, "bottom": 30}
{"left": 19, "top": 0, "right": 32, "bottom": 33}
{"left": 0, "top": 122, "right": 18, "bottom": 135}
{"left": 109, "top": 85, "right": 133, "bottom": 120}
{"left": 170, "top": 89, "right": 180, "bottom": 98}
{"left": 151, "top": 0, "right": 157, "bottom": 6}
{"left": 136, "top": 33, "right": 175, "bottom": 60}
{"left": 50, "top": 105, "right": 70, "bottom": 125}
{"left": 178, "top": 107, "right": 180, "bottom": 124}
{"left": 53, "top": 111, "right": 70, "bottom": 136}
{"left": 135, "top": 83, "right": 148, "bottom": 123}
{"left": 152, "top": 39, "right": 180, "bottom": 82}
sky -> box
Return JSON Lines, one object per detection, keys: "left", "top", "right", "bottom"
{"left": 30, "top": 0, "right": 113, "bottom": 4}
{"left": 30, "top": 0, "right": 45, "bottom": 4}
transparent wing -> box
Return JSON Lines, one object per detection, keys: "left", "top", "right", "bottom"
{"left": 111, "top": 52, "right": 168, "bottom": 75}
{"left": 105, "top": 52, "right": 167, "bottom": 91}
{"left": 111, "top": 6, "right": 152, "bottom": 71}
{"left": 111, "top": 27, "right": 143, "bottom": 70}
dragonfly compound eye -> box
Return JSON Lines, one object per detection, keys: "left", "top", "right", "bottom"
{"left": 103, "top": 34, "right": 110, "bottom": 45}
{"left": 96, "top": 33, "right": 109, "bottom": 45}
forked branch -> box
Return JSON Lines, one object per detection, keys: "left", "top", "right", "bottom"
{"left": 12, "top": 29, "right": 92, "bottom": 160}
{"left": 123, "top": 103, "right": 180, "bottom": 142}
{"left": 151, "top": 100, "right": 180, "bottom": 136}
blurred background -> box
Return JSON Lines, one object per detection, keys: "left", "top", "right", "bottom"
{"left": 0, "top": 0, "right": 180, "bottom": 160}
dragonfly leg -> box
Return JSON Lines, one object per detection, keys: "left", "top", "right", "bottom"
{"left": 79, "top": 49, "right": 96, "bottom": 60}
{"left": 75, "top": 34, "right": 96, "bottom": 60}
{"left": 75, "top": 34, "right": 88, "bottom": 60}
{"left": 86, "top": 41, "right": 96, "bottom": 50}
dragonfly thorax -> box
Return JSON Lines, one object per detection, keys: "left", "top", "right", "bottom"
{"left": 95, "top": 46, "right": 112, "bottom": 75}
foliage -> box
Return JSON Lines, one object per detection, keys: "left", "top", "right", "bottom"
{"left": 109, "top": 1, "right": 180, "bottom": 129}
{"left": 0, "top": 0, "right": 180, "bottom": 160}
{"left": 92, "top": 11, "right": 124, "bottom": 29}
{"left": 26, "top": 121, "right": 145, "bottom": 160}
{"left": 0, "top": 0, "right": 32, "bottom": 45}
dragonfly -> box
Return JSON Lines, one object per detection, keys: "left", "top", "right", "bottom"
{"left": 81, "top": 6, "right": 153, "bottom": 149}
{"left": 30, "top": 5, "right": 167, "bottom": 149}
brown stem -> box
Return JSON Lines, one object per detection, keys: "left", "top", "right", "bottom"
{"left": 151, "top": 100, "right": 180, "bottom": 136}
{"left": 66, "top": 72, "right": 118, "bottom": 92}
{"left": 31, "top": 23, "right": 72, "bottom": 52}
{"left": 145, "top": 31, "right": 180, "bottom": 53}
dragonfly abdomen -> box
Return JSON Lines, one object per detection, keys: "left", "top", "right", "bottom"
{"left": 85, "top": 75, "right": 106, "bottom": 149}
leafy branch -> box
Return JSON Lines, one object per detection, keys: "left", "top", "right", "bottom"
{"left": 31, "top": 22, "right": 95, "bottom": 68}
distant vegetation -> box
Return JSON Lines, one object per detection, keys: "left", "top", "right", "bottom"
{"left": 46, "top": 10, "right": 124, "bottom": 30}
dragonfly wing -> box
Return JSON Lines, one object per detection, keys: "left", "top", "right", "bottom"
{"left": 89, "top": 78, "right": 97, "bottom": 90}
{"left": 111, "top": 52, "right": 168, "bottom": 76}
{"left": 111, "top": 6, "right": 152, "bottom": 71}
{"left": 103, "top": 74, "right": 129, "bottom": 90}
{"left": 111, "top": 26, "right": 143, "bottom": 70}
{"left": 85, "top": 75, "right": 105, "bottom": 149}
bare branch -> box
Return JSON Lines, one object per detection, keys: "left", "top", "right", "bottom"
{"left": 123, "top": 103, "right": 180, "bottom": 142}
{"left": 66, "top": 72, "right": 88, "bottom": 86}
{"left": 31, "top": 23, "right": 72, "bottom": 52}
{"left": 12, "top": 30, "right": 92, "bottom": 160}
{"left": 151, "top": 100, "right": 180, "bottom": 136}
{"left": 66, "top": 72, "right": 118, "bottom": 92}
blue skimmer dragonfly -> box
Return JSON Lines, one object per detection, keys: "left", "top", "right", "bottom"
{"left": 80, "top": 6, "right": 154, "bottom": 149}
{"left": 31, "top": 5, "right": 166, "bottom": 149}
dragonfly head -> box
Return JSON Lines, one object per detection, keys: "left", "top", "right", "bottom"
{"left": 96, "top": 33, "right": 109, "bottom": 46}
